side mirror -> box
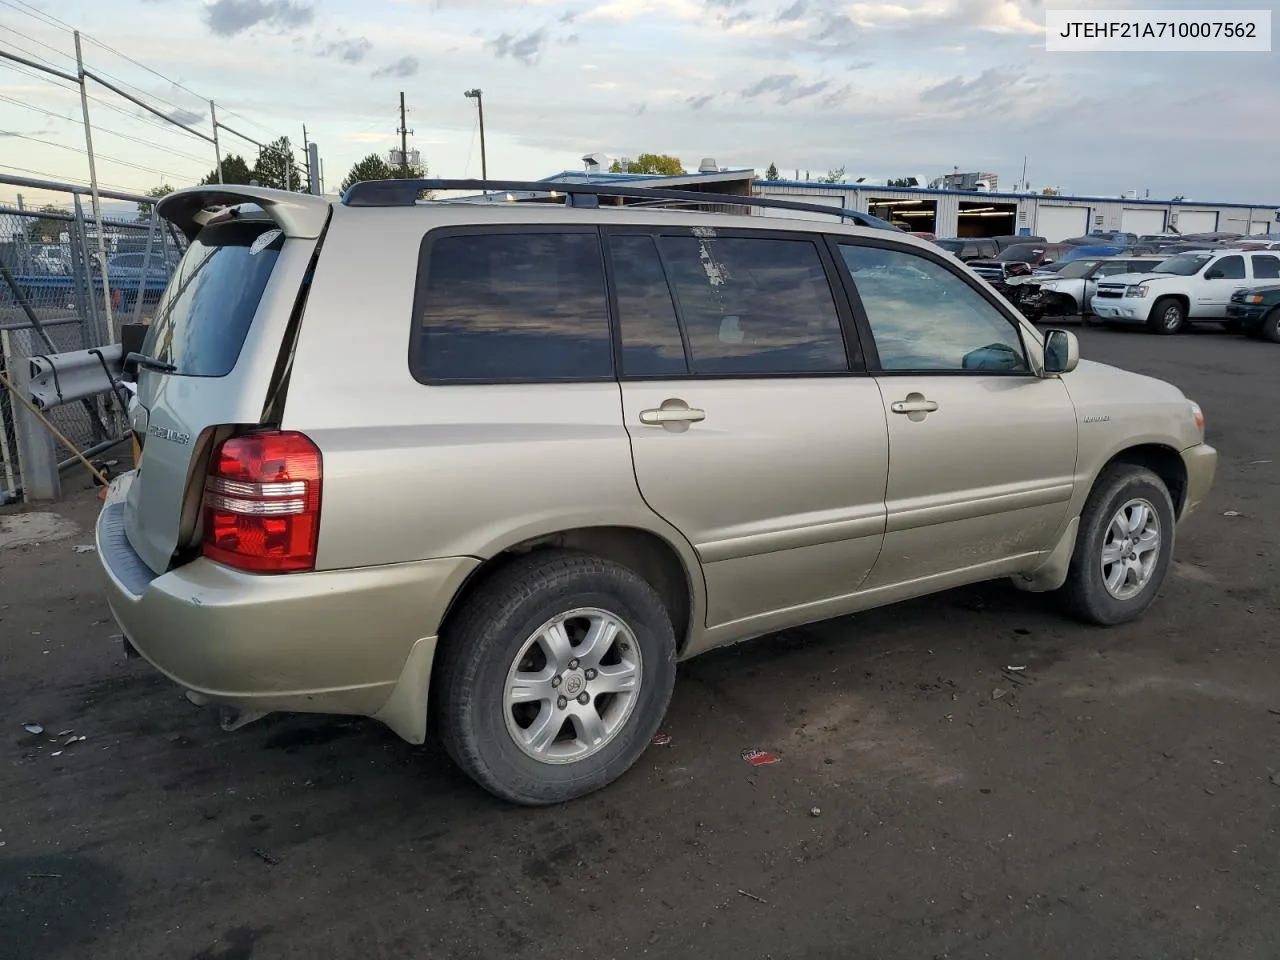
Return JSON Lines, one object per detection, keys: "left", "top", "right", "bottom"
{"left": 1205, "top": 269, "right": 1223, "bottom": 280}
{"left": 1043, "top": 329, "right": 1079, "bottom": 375}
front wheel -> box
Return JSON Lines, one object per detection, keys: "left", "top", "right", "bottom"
{"left": 436, "top": 550, "right": 677, "bottom": 805}
{"left": 1147, "top": 297, "right": 1186, "bottom": 335}
{"left": 1057, "top": 465, "right": 1176, "bottom": 625}
{"left": 1261, "top": 307, "right": 1280, "bottom": 344}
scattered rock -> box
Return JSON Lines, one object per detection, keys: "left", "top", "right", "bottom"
{"left": 809, "top": 807, "right": 821, "bottom": 818}
{"left": 992, "top": 688, "right": 1009, "bottom": 701}
{"left": 22, "top": 723, "right": 43, "bottom": 735}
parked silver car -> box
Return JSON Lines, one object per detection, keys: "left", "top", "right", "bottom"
{"left": 96, "top": 182, "right": 1217, "bottom": 805}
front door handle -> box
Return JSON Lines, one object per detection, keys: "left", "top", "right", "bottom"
{"left": 639, "top": 398, "right": 705, "bottom": 430}
{"left": 890, "top": 398, "right": 939, "bottom": 414}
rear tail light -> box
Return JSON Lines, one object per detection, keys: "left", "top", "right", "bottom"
{"left": 201, "top": 431, "right": 322, "bottom": 573}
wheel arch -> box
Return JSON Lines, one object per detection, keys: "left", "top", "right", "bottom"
{"left": 438, "top": 524, "right": 704, "bottom": 659}
{"left": 1102, "top": 442, "right": 1188, "bottom": 516}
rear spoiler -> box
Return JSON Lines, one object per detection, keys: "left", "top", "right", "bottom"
{"left": 156, "top": 185, "right": 330, "bottom": 242}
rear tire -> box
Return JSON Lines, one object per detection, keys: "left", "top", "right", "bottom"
{"left": 1147, "top": 297, "right": 1185, "bottom": 335}
{"left": 1057, "top": 465, "right": 1176, "bottom": 626}
{"left": 436, "top": 550, "right": 677, "bottom": 805}
{"left": 1261, "top": 307, "right": 1280, "bottom": 344}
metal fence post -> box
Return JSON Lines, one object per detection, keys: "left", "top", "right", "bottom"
{"left": 4, "top": 330, "right": 61, "bottom": 502}
{"left": 71, "top": 195, "right": 103, "bottom": 348}
{"left": 74, "top": 29, "right": 116, "bottom": 344}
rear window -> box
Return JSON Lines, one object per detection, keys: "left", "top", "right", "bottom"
{"left": 141, "top": 219, "right": 283, "bottom": 378}
{"left": 411, "top": 231, "right": 612, "bottom": 383}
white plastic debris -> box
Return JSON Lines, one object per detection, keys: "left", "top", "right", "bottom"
{"left": 1223, "top": 511, "right": 1242, "bottom": 517}
{"left": 73, "top": 545, "right": 96, "bottom": 554}
{"left": 23, "top": 723, "right": 43, "bottom": 735}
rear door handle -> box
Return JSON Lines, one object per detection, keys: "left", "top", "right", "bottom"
{"left": 890, "top": 398, "right": 939, "bottom": 414}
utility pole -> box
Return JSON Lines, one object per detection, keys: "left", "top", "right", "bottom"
{"left": 465, "top": 88, "right": 487, "bottom": 179}
{"left": 1020, "top": 155, "right": 1027, "bottom": 192}
{"left": 283, "top": 136, "right": 291, "bottom": 191}
{"left": 211, "top": 100, "right": 223, "bottom": 183}
{"left": 398, "top": 92, "right": 409, "bottom": 174}
{"left": 302, "top": 123, "right": 309, "bottom": 186}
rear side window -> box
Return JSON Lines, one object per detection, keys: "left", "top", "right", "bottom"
{"left": 608, "top": 235, "right": 688, "bottom": 377}
{"left": 142, "top": 219, "right": 283, "bottom": 378}
{"left": 1252, "top": 254, "right": 1280, "bottom": 279}
{"left": 412, "top": 231, "right": 612, "bottom": 383}
{"left": 655, "top": 234, "right": 848, "bottom": 375}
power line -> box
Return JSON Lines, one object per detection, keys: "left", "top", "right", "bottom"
{"left": 0, "top": 53, "right": 80, "bottom": 92}
{"left": 0, "top": 129, "right": 200, "bottom": 182}
{"left": 0, "top": 17, "right": 78, "bottom": 68}
{"left": 0, "top": 161, "right": 139, "bottom": 195}
{"left": 0, "top": 94, "right": 212, "bottom": 165}
{"left": 0, "top": 0, "right": 75, "bottom": 33}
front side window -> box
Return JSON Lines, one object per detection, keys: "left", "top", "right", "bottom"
{"left": 1251, "top": 254, "right": 1280, "bottom": 279}
{"left": 656, "top": 234, "right": 849, "bottom": 375}
{"left": 412, "top": 231, "right": 612, "bottom": 383}
{"left": 840, "top": 244, "right": 1028, "bottom": 373}
{"left": 1211, "top": 255, "right": 1245, "bottom": 280}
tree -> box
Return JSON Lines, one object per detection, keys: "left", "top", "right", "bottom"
{"left": 24, "top": 204, "right": 68, "bottom": 243}
{"left": 199, "top": 153, "right": 254, "bottom": 186}
{"left": 821, "top": 166, "right": 846, "bottom": 184}
{"left": 764, "top": 162, "right": 779, "bottom": 180}
{"left": 339, "top": 152, "right": 432, "bottom": 198}
{"left": 250, "top": 137, "right": 304, "bottom": 192}
{"left": 137, "top": 183, "right": 174, "bottom": 220}
{"left": 1041, "top": 186, "right": 1061, "bottom": 196}
{"left": 608, "top": 153, "right": 685, "bottom": 176}
{"left": 888, "top": 177, "right": 919, "bottom": 188}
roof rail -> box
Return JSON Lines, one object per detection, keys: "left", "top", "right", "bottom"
{"left": 340, "top": 178, "right": 902, "bottom": 231}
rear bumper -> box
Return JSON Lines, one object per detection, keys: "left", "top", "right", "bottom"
{"left": 95, "top": 498, "right": 478, "bottom": 742}
{"left": 1180, "top": 442, "right": 1217, "bottom": 520}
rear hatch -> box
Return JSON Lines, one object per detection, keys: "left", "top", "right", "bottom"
{"left": 123, "top": 186, "right": 329, "bottom": 574}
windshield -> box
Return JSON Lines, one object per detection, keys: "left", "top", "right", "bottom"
{"left": 141, "top": 218, "right": 283, "bottom": 377}
{"left": 1055, "top": 260, "right": 1100, "bottom": 278}
{"left": 1153, "top": 253, "right": 1211, "bottom": 276}
{"left": 996, "top": 244, "right": 1045, "bottom": 262}
{"left": 935, "top": 239, "right": 964, "bottom": 252}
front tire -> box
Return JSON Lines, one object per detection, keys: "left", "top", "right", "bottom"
{"left": 1147, "top": 297, "right": 1186, "bottom": 335}
{"left": 1261, "top": 307, "right": 1280, "bottom": 344}
{"left": 436, "top": 550, "right": 677, "bottom": 805}
{"left": 1057, "top": 465, "right": 1176, "bottom": 626}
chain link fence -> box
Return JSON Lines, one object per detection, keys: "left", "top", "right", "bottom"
{"left": 0, "top": 174, "right": 185, "bottom": 503}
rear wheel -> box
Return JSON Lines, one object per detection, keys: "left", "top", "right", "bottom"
{"left": 436, "top": 550, "right": 677, "bottom": 805}
{"left": 1057, "top": 465, "right": 1175, "bottom": 625}
{"left": 1147, "top": 297, "right": 1186, "bottom": 335}
{"left": 1261, "top": 307, "right": 1280, "bottom": 344}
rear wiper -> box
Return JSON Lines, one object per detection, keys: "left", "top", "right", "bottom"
{"left": 126, "top": 352, "right": 176, "bottom": 374}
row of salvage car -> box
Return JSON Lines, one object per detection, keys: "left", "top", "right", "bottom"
{"left": 941, "top": 233, "right": 1280, "bottom": 342}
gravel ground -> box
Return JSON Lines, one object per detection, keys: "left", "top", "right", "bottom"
{"left": 1, "top": 325, "right": 1277, "bottom": 960}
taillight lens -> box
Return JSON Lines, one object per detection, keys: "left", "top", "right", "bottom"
{"left": 201, "top": 431, "right": 322, "bottom": 573}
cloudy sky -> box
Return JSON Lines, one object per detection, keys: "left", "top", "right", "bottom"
{"left": 1, "top": 0, "right": 1277, "bottom": 209}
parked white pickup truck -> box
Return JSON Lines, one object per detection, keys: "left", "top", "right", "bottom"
{"left": 1090, "top": 249, "right": 1280, "bottom": 334}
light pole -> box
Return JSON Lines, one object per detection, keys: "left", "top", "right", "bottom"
{"left": 464, "top": 88, "right": 487, "bottom": 180}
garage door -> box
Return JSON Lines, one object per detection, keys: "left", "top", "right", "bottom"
{"left": 1121, "top": 207, "right": 1166, "bottom": 235}
{"left": 1221, "top": 216, "right": 1248, "bottom": 235}
{"left": 1036, "top": 205, "right": 1088, "bottom": 241}
{"left": 1250, "top": 222, "right": 1270, "bottom": 235}
{"left": 1174, "top": 210, "right": 1218, "bottom": 234}
{"left": 755, "top": 192, "right": 845, "bottom": 221}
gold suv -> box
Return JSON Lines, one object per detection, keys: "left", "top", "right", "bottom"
{"left": 96, "top": 181, "right": 1216, "bottom": 805}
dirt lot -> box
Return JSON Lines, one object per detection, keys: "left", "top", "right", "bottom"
{"left": 2, "top": 326, "right": 1277, "bottom": 960}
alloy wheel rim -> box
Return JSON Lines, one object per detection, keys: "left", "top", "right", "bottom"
{"left": 1100, "top": 498, "right": 1161, "bottom": 600}
{"left": 1164, "top": 306, "right": 1181, "bottom": 329}
{"left": 503, "top": 607, "right": 643, "bottom": 764}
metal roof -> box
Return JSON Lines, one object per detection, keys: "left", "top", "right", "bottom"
{"left": 755, "top": 179, "right": 1279, "bottom": 211}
